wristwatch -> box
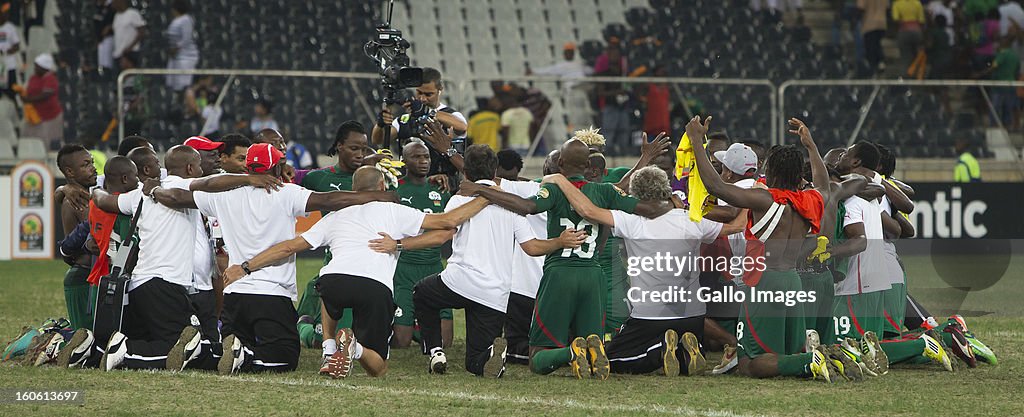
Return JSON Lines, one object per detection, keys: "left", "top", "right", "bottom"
{"left": 241, "top": 261, "right": 252, "bottom": 275}
{"left": 445, "top": 147, "right": 458, "bottom": 158}
{"left": 148, "top": 186, "right": 162, "bottom": 198}
{"left": 395, "top": 240, "right": 404, "bottom": 252}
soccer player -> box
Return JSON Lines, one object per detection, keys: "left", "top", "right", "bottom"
{"left": 390, "top": 140, "right": 454, "bottom": 349}
{"left": 148, "top": 144, "right": 398, "bottom": 374}
{"left": 218, "top": 133, "right": 252, "bottom": 174}
{"left": 225, "top": 165, "right": 490, "bottom": 378}
{"left": 685, "top": 116, "right": 836, "bottom": 381}
{"left": 545, "top": 166, "right": 745, "bottom": 376}
{"left": 83, "top": 145, "right": 277, "bottom": 371}
{"left": 459, "top": 136, "right": 672, "bottom": 380}
{"left": 374, "top": 145, "right": 584, "bottom": 377}
{"left": 56, "top": 145, "right": 98, "bottom": 331}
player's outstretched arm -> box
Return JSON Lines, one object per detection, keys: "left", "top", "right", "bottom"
{"left": 685, "top": 116, "right": 774, "bottom": 212}
{"left": 543, "top": 173, "right": 614, "bottom": 227}
{"left": 789, "top": 118, "right": 830, "bottom": 197}
{"left": 189, "top": 173, "right": 282, "bottom": 193}
{"left": 460, "top": 181, "right": 539, "bottom": 216}
{"left": 422, "top": 197, "right": 489, "bottom": 229}
{"left": 90, "top": 187, "right": 122, "bottom": 214}
{"left": 718, "top": 210, "right": 748, "bottom": 237}
{"left": 615, "top": 132, "right": 671, "bottom": 192}
{"left": 705, "top": 205, "right": 741, "bottom": 223}
{"left": 305, "top": 190, "right": 399, "bottom": 212}
{"left": 520, "top": 228, "right": 587, "bottom": 256}
{"left": 368, "top": 230, "right": 455, "bottom": 254}
{"left": 224, "top": 236, "right": 313, "bottom": 286}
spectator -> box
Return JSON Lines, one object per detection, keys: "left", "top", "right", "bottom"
{"left": 0, "top": 4, "right": 20, "bottom": 100}
{"left": 21, "top": 54, "right": 63, "bottom": 149}
{"left": 892, "top": 0, "right": 925, "bottom": 72}
{"left": 119, "top": 52, "right": 148, "bottom": 136}
{"left": 641, "top": 66, "right": 670, "bottom": 139}
{"left": 527, "top": 42, "right": 591, "bottom": 89}
{"left": 467, "top": 97, "right": 501, "bottom": 151}
{"left": 858, "top": 0, "right": 890, "bottom": 73}
{"left": 165, "top": 0, "right": 199, "bottom": 91}
{"left": 249, "top": 99, "right": 280, "bottom": 133}
{"left": 595, "top": 43, "right": 631, "bottom": 156}
{"left": 973, "top": 9, "right": 1002, "bottom": 70}
{"left": 964, "top": 0, "right": 1000, "bottom": 19}
{"left": 286, "top": 138, "right": 314, "bottom": 169}
{"left": 750, "top": 0, "right": 804, "bottom": 24}
{"left": 495, "top": 149, "right": 525, "bottom": 181}
{"left": 832, "top": 0, "right": 865, "bottom": 63}
{"left": 953, "top": 138, "right": 982, "bottom": 182}
{"left": 93, "top": 0, "right": 115, "bottom": 70}
{"left": 1000, "top": 0, "right": 1024, "bottom": 51}
{"left": 184, "top": 75, "right": 218, "bottom": 117}
{"left": 501, "top": 105, "right": 533, "bottom": 155}
{"left": 217, "top": 133, "right": 251, "bottom": 174}
{"left": 981, "top": 38, "right": 1020, "bottom": 127}
{"left": 926, "top": 0, "right": 955, "bottom": 46}
{"left": 927, "top": 15, "right": 953, "bottom": 78}
{"left": 111, "top": 0, "right": 146, "bottom": 65}
{"left": 594, "top": 38, "right": 628, "bottom": 75}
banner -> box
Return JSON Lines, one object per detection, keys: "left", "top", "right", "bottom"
{"left": 10, "top": 161, "right": 54, "bottom": 259}
{"left": 908, "top": 183, "right": 1024, "bottom": 239}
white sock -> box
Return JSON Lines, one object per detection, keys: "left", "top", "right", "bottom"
{"left": 322, "top": 339, "right": 337, "bottom": 356}
{"left": 430, "top": 347, "right": 444, "bottom": 356}
{"left": 352, "top": 342, "right": 364, "bottom": 360}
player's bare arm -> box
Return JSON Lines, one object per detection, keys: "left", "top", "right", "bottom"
{"left": 90, "top": 187, "right": 122, "bottom": 213}
{"left": 188, "top": 173, "right": 283, "bottom": 193}
{"left": 881, "top": 179, "right": 914, "bottom": 213}
{"left": 223, "top": 236, "right": 312, "bottom": 286}
{"left": 460, "top": 181, "right": 539, "bottom": 216}
{"left": 685, "top": 116, "right": 775, "bottom": 212}
{"left": 305, "top": 190, "right": 399, "bottom": 212}
{"left": 519, "top": 229, "right": 587, "bottom": 256}
{"left": 615, "top": 132, "right": 671, "bottom": 192}
{"left": 369, "top": 229, "right": 455, "bottom": 254}
{"left": 830, "top": 222, "right": 867, "bottom": 259}
{"left": 789, "top": 118, "right": 830, "bottom": 198}
{"left": 420, "top": 196, "right": 489, "bottom": 229}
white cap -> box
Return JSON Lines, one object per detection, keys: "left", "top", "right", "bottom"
{"left": 34, "top": 53, "right": 56, "bottom": 71}
{"left": 713, "top": 143, "right": 758, "bottom": 176}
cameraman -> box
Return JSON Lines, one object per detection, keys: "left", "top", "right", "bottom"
{"left": 372, "top": 67, "right": 467, "bottom": 178}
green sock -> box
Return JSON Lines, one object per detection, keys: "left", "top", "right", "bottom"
{"left": 530, "top": 347, "right": 572, "bottom": 375}
{"left": 879, "top": 339, "right": 925, "bottom": 364}
{"left": 940, "top": 331, "right": 954, "bottom": 348}
{"left": 298, "top": 322, "right": 321, "bottom": 349}
{"left": 777, "top": 353, "right": 813, "bottom": 377}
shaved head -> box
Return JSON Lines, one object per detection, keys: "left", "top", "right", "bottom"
{"left": 558, "top": 139, "right": 591, "bottom": 176}
{"left": 352, "top": 165, "right": 385, "bottom": 191}
{"left": 254, "top": 129, "right": 286, "bottom": 153}
{"left": 543, "top": 149, "right": 561, "bottom": 175}
{"left": 823, "top": 147, "right": 845, "bottom": 170}
{"left": 104, "top": 155, "right": 136, "bottom": 178}
{"left": 103, "top": 156, "right": 139, "bottom": 193}
{"left": 127, "top": 147, "right": 161, "bottom": 181}
{"left": 165, "top": 145, "right": 202, "bottom": 178}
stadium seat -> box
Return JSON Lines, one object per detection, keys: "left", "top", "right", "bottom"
{"left": 17, "top": 138, "right": 47, "bottom": 161}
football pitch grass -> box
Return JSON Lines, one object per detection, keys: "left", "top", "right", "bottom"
{"left": 1, "top": 256, "right": 1022, "bottom": 416}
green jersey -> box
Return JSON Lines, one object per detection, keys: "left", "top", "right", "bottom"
{"left": 529, "top": 175, "right": 638, "bottom": 268}
{"left": 107, "top": 214, "right": 137, "bottom": 257}
{"left": 602, "top": 166, "right": 631, "bottom": 184}
{"left": 300, "top": 166, "right": 355, "bottom": 215}
{"left": 396, "top": 179, "right": 451, "bottom": 265}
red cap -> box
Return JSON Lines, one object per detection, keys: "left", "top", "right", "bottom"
{"left": 184, "top": 136, "right": 224, "bottom": 151}
{"left": 246, "top": 143, "right": 285, "bottom": 173}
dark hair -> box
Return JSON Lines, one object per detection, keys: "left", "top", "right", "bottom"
{"left": 422, "top": 67, "right": 444, "bottom": 90}
{"left": 172, "top": 0, "right": 191, "bottom": 14}
{"left": 764, "top": 144, "right": 804, "bottom": 190}
{"left": 934, "top": 14, "right": 948, "bottom": 27}
{"left": 708, "top": 132, "right": 731, "bottom": 143}
{"left": 219, "top": 133, "right": 252, "bottom": 156}
{"left": 463, "top": 144, "right": 497, "bottom": 181}
{"left": 741, "top": 140, "right": 766, "bottom": 151}
{"left": 118, "top": 135, "right": 150, "bottom": 156}
{"left": 256, "top": 98, "right": 273, "bottom": 113}
{"left": 497, "top": 149, "right": 523, "bottom": 171}
{"left": 57, "top": 144, "right": 89, "bottom": 169}
{"left": 329, "top": 121, "right": 366, "bottom": 156}
{"left": 876, "top": 143, "right": 896, "bottom": 177}
{"left": 850, "top": 141, "right": 880, "bottom": 172}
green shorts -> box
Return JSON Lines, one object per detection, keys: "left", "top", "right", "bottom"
{"left": 799, "top": 270, "right": 834, "bottom": 342}
{"left": 598, "top": 239, "right": 628, "bottom": 335}
{"left": 63, "top": 265, "right": 94, "bottom": 330}
{"left": 882, "top": 282, "right": 906, "bottom": 339}
{"left": 393, "top": 261, "right": 451, "bottom": 326}
{"left": 736, "top": 270, "right": 807, "bottom": 359}
{"left": 830, "top": 291, "right": 885, "bottom": 343}
{"left": 529, "top": 264, "right": 606, "bottom": 348}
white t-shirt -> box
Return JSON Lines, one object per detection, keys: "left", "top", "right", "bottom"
{"left": 1000, "top": 3, "right": 1024, "bottom": 36}
{"left": 301, "top": 201, "right": 426, "bottom": 293}
{"left": 836, "top": 196, "right": 892, "bottom": 296}
{"left": 250, "top": 118, "right": 280, "bottom": 133}
{"left": 879, "top": 196, "right": 906, "bottom": 286}
{"left": 113, "top": 8, "right": 146, "bottom": 58}
{"left": 441, "top": 183, "right": 537, "bottom": 313}
{"left": 200, "top": 105, "right": 223, "bottom": 136}
{"left": 191, "top": 213, "right": 214, "bottom": 291}
{"left": 0, "top": 22, "right": 21, "bottom": 72}
{"left": 193, "top": 184, "right": 312, "bottom": 300}
{"left": 612, "top": 209, "right": 722, "bottom": 319}
{"left": 926, "top": 1, "right": 955, "bottom": 45}
{"left": 531, "top": 60, "right": 590, "bottom": 89}
{"left": 166, "top": 14, "right": 198, "bottom": 60}
{"left": 501, "top": 107, "right": 534, "bottom": 149}
{"left": 116, "top": 175, "right": 196, "bottom": 291}
{"left": 500, "top": 180, "right": 547, "bottom": 298}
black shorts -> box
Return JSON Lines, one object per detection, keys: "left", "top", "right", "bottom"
{"left": 700, "top": 271, "right": 740, "bottom": 320}
{"left": 316, "top": 274, "right": 395, "bottom": 359}
{"left": 605, "top": 316, "right": 704, "bottom": 375}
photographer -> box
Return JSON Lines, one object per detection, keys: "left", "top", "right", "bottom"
{"left": 371, "top": 68, "right": 468, "bottom": 178}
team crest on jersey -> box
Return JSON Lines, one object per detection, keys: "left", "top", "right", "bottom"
{"left": 537, "top": 188, "right": 549, "bottom": 199}
{"left": 428, "top": 190, "right": 442, "bottom": 206}
{"left": 612, "top": 185, "right": 627, "bottom": 196}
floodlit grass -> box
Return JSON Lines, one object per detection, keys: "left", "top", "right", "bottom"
{"left": 1, "top": 257, "right": 1021, "bottom": 416}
